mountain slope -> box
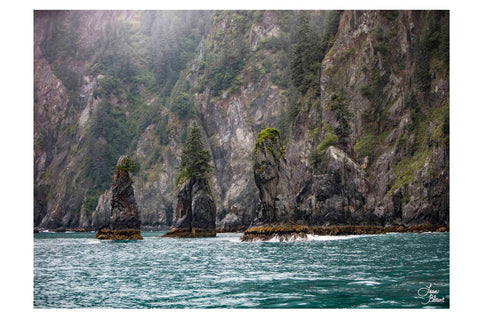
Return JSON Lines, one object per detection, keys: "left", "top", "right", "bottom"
{"left": 34, "top": 10, "right": 449, "bottom": 230}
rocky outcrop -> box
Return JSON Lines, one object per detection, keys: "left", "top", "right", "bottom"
{"left": 88, "top": 189, "right": 112, "bottom": 230}
{"left": 296, "top": 146, "right": 378, "bottom": 226}
{"left": 252, "top": 128, "right": 294, "bottom": 225}
{"left": 96, "top": 156, "right": 142, "bottom": 240}
{"left": 241, "top": 224, "right": 449, "bottom": 242}
{"left": 162, "top": 176, "right": 216, "bottom": 238}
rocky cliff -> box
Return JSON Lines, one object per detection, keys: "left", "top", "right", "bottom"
{"left": 284, "top": 11, "right": 449, "bottom": 226}
{"left": 34, "top": 10, "right": 449, "bottom": 231}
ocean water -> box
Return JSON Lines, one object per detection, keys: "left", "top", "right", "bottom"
{"left": 34, "top": 231, "right": 449, "bottom": 308}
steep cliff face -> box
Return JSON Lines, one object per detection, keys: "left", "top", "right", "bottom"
{"left": 34, "top": 10, "right": 449, "bottom": 230}
{"left": 283, "top": 10, "right": 449, "bottom": 226}
{"left": 295, "top": 146, "right": 374, "bottom": 225}
{"left": 34, "top": 11, "right": 147, "bottom": 229}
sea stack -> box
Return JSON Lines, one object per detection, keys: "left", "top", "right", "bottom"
{"left": 96, "top": 155, "right": 142, "bottom": 240}
{"left": 162, "top": 176, "right": 216, "bottom": 238}
{"left": 162, "top": 123, "right": 216, "bottom": 238}
{"left": 241, "top": 128, "right": 295, "bottom": 241}
{"left": 252, "top": 128, "right": 293, "bottom": 224}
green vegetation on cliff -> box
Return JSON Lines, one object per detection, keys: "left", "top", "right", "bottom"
{"left": 414, "top": 11, "right": 449, "bottom": 94}
{"left": 116, "top": 155, "right": 138, "bottom": 173}
{"left": 254, "top": 128, "right": 286, "bottom": 168}
{"left": 290, "top": 11, "right": 340, "bottom": 95}
{"left": 255, "top": 128, "right": 281, "bottom": 151}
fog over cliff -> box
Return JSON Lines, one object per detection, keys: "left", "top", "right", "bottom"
{"left": 34, "top": 10, "right": 449, "bottom": 230}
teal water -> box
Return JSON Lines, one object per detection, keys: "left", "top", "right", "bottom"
{"left": 34, "top": 232, "right": 449, "bottom": 308}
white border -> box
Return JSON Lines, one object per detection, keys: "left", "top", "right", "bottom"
{"left": 2, "top": 1, "right": 478, "bottom": 319}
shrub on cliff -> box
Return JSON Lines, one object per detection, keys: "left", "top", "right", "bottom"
{"left": 255, "top": 128, "right": 281, "bottom": 150}
{"left": 176, "top": 123, "right": 213, "bottom": 187}
{"left": 172, "top": 92, "right": 194, "bottom": 119}
{"left": 309, "top": 132, "right": 338, "bottom": 171}
{"left": 116, "top": 155, "right": 138, "bottom": 173}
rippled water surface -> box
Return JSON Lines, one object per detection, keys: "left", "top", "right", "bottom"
{"left": 34, "top": 232, "right": 449, "bottom": 308}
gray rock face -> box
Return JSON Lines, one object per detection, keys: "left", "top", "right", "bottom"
{"left": 296, "top": 146, "right": 377, "bottom": 226}
{"left": 164, "top": 176, "right": 216, "bottom": 237}
{"left": 191, "top": 179, "right": 216, "bottom": 230}
{"left": 96, "top": 156, "right": 142, "bottom": 240}
{"left": 88, "top": 189, "right": 112, "bottom": 229}
{"left": 253, "top": 129, "right": 294, "bottom": 225}
{"left": 108, "top": 156, "right": 141, "bottom": 230}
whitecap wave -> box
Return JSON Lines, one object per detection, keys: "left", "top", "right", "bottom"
{"left": 266, "top": 235, "right": 307, "bottom": 242}
{"left": 264, "top": 234, "right": 371, "bottom": 242}
{"left": 232, "top": 233, "right": 374, "bottom": 243}
{"left": 349, "top": 279, "right": 381, "bottom": 286}
{"left": 306, "top": 234, "right": 368, "bottom": 241}
{"left": 84, "top": 240, "right": 100, "bottom": 245}
{"left": 217, "top": 232, "right": 244, "bottom": 238}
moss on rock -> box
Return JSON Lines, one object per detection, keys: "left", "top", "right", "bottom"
{"left": 161, "top": 228, "right": 216, "bottom": 238}
{"left": 254, "top": 128, "right": 281, "bottom": 151}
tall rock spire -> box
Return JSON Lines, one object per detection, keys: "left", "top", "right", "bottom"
{"left": 96, "top": 155, "right": 142, "bottom": 240}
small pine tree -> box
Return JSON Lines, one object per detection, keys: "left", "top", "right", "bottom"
{"left": 116, "top": 155, "right": 138, "bottom": 174}
{"left": 177, "top": 123, "right": 213, "bottom": 186}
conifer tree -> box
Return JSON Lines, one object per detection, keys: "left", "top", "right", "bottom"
{"left": 290, "top": 12, "right": 315, "bottom": 94}
{"left": 290, "top": 11, "right": 340, "bottom": 95}
{"left": 177, "top": 123, "right": 213, "bottom": 186}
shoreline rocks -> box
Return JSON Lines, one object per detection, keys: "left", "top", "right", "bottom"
{"left": 240, "top": 224, "right": 450, "bottom": 242}
{"left": 95, "top": 228, "right": 143, "bottom": 240}
{"left": 162, "top": 228, "right": 216, "bottom": 238}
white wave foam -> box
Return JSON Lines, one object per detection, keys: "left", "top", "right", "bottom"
{"left": 217, "top": 232, "right": 244, "bottom": 238}
{"left": 350, "top": 280, "right": 381, "bottom": 286}
{"left": 306, "top": 234, "right": 367, "bottom": 241}
{"left": 84, "top": 240, "right": 100, "bottom": 245}
{"left": 233, "top": 233, "right": 372, "bottom": 243}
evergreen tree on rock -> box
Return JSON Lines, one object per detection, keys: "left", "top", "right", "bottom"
{"left": 177, "top": 122, "right": 213, "bottom": 186}
{"left": 164, "top": 122, "right": 216, "bottom": 238}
